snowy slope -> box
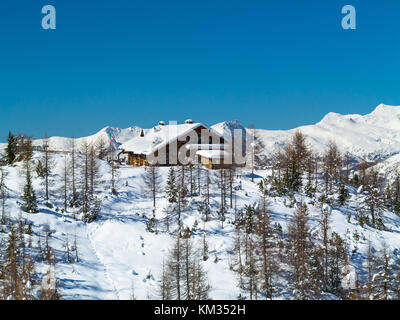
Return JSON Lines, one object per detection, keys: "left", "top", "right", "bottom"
{"left": 2, "top": 152, "right": 400, "bottom": 299}
{"left": 4, "top": 105, "right": 400, "bottom": 299}
{"left": 253, "top": 104, "right": 400, "bottom": 160}
{"left": 0, "top": 144, "right": 4, "bottom": 158}
{"left": 372, "top": 152, "right": 400, "bottom": 182}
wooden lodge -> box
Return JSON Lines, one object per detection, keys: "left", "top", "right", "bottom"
{"left": 119, "top": 120, "right": 246, "bottom": 169}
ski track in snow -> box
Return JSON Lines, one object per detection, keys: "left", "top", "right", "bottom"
{"left": 87, "top": 221, "right": 121, "bottom": 300}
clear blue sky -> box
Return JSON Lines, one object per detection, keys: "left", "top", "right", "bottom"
{"left": 1, "top": 0, "right": 400, "bottom": 141}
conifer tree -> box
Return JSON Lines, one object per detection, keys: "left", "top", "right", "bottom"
{"left": 364, "top": 239, "right": 375, "bottom": 299}
{"left": 390, "top": 175, "right": 400, "bottom": 215}
{"left": 0, "top": 168, "right": 8, "bottom": 224}
{"left": 236, "top": 205, "right": 259, "bottom": 299}
{"left": 5, "top": 131, "right": 17, "bottom": 165}
{"left": 166, "top": 167, "right": 178, "bottom": 204}
{"left": 109, "top": 151, "right": 119, "bottom": 195}
{"left": 254, "top": 199, "right": 278, "bottom": 299}
{"left": 60, "top": 155, "right": 69, "bottom": 213}
{"left": 16, "top": 134, "right": 33, "bottom": 163}
{"left": 41, "top": 133, "right": 54, "bottom": 202}
{"left": 69, "top": 137, "right": 79, "bottom": 207}
{"left": 81, "top": 196, "right": 101, "bottom": 223}
{"left": 95, "top": 137, "right": 109, "bottom": 160}
{"left": 287, "top": 202, "right": 314, "bottom": 299}
{"left": 322, "top": 141, "right": 342, "bottom": 195}
{"left": 165, "top": 232, "right": 182, "bottom": 300}
{"left": 327, "top": 232, "right": 347, "bottom": 296}
{"left": 271, "top": 148, "right": 286, "bottom": 195}
{"left": 362, "top": 170, "right": 385, "bottom": 229}
{"left": 242, "top": 231, "right": 257, "bottom": 299}
{"left": 201, "top": 230, "right": 209, "bottom": 261}
{"left": 187, "top": 161, "right": 195, "bottom": 197}
{"left": 78, "top": 140, "right": 100, "bottom": 223}
{"left": 228, "top": 166, "right": 235, "bottom": 208}
{"left": 0, "top": 226, "right": 36, "bottom": 300}
{"left": 319, "top": 209, "right": 330, "bottom": 290}
{"left": 370, "top": 244, "right": 398, "bottom": 300}
{"left": 217, "top": 169, "right": 227, "bottom": 228}
{"left": 160, "top": 231, "right": 210, "bottom": 300}
{"left": 195, "top": 163, "right": 202, "bottom": 195}
{"left": 178, "top": 165, "right": 188, "bottom": 199}
{"left": 232, "top": 220, "right": 244, "bottom": 288}
{"left": 204, "top": 169, "right": 211, "bottom": 205}
{"left": 88, "top": 145, "right": 100, "bottom": 196}
{"left": 22, "top": 161, "right": 38, "bottom": 214}
{"left": 158, "top": 258, "right": 173, "bottom": 299}
{"left": 73, "top": 231, "right": 79, "bottom": 263}
{"left": 338, "top": 181, "right": 350, "bottom": 206}
{"left": 143, "top": 165, "right": 161, "bottom": 209}
{"left": 35, "top": 160, "right": 45, "bottom": 178}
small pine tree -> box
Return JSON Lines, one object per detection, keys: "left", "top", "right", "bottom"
{"left": 362, "top": 171, "right": 385, "bottom": 230}
{"left": 35, "top": 160, "right": 46, "bottom": 178}
{"left": 81, "top": 196, "right": 101, "bottom": 223}
{"left": 160, "top": 232, "right": 210, "bottom": 300}
{"left": 0, "top": 168, "right": 8, "bottom": 224}
{"left": 287, "top": 202, "right": 315, "bottom": 299}
{"left": 73, "top": 232, "right": 79, "bottom": 263}
{"left": 142, "top": 165, "right": 162, "bottom": 208}
{"left": 5, "top": 131, "right": 17, "bottom": 165}
{"left": 146, "top": 217, "right": 157, "bottom": 233}
{"left": 304, "top": 172, "right": 316, "bottom": 198}
{"left": 166, "top": 167, "right": 178, "bottom": 204}
{"left": 22, "top": 162, "right": 38, "bottom": 214}
{"left": 1, "top": 226, "right": 37, "bottom": 300}
{"left": 338, "top": 182, "right": 350, "bottom": 206}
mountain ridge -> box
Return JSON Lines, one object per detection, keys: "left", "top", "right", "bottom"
{"left": 2, "top": 104, "right": 400, "bottom": 162}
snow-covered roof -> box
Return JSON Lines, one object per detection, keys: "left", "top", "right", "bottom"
{"left": 196, "top": 150, "right": 231, "bottom": 159}
{"left": 119, "top": 123, "right": 224, "bottom": 155}
{"left": 184, "top": 144, "right": 227, "bottom": 150}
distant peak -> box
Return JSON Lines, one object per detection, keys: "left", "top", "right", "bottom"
{"left": 317, "top": 111, "right": 344, "bottom": 125}
{"left": 371, "top": 103, "right": 400, "bottom": 114}
{"left": 222, "top": 120, "right": 244, "bottom": 128}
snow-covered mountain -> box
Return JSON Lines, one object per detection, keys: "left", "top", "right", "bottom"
{"left": 0, "top": 126, "right": 143, "bottom": 155}
{"left": 373, "top": 152, "right": 400, "bottom": 182}
{"left": 253, "top": 104, "right": 400, "bottom": 161}
{"left": 211, "top": 120, "right": 247, "bottom": 155}
{"left": 212, "top": 120, "right": 246, "bottom": 138}
{"left": 33, "top": 126, "right": 143, "bottom": 152}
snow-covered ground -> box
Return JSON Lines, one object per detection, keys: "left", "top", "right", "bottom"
{"left": 4, "top": 104, "right": 400, "bottom": 299}
{"left": 2, "top": 150, "right": 400, "bottom": 300}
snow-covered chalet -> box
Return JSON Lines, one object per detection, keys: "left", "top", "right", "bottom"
{"left": 118, "top": 120, "right": 246, "bottom": 169}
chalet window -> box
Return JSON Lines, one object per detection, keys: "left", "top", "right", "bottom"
{"left": 209, "top": 136, "right": 212, "bottom": 144}
{"left": 186, "top": 136, "right": 190, "bottom": 142}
